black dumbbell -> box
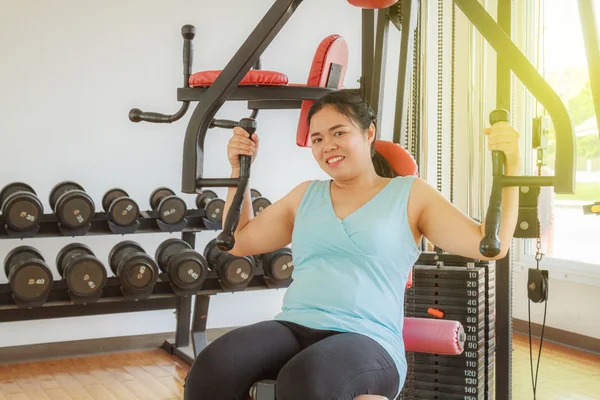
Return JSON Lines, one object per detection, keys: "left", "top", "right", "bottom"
{"left": 149, "top": 187, "right": 187, "bottom": 225}
{"left": 108, "top": 241, "right": 159, "bottom": 296}
{"left": 204, "top": 238, "right": 254, "bottom": 290}
{"left": 196, "top": 190, "right": 225, "bottom": 223}
{"left": 260, "top": 248, "right": 294, "bottom": 283}
{"left": 49, "top": 181, "right": 95, "bottom": 230}
{"left": 102, "top": 188, "right": 140, "bottom": 227}
{"left": 4, "top": 245, "right": 52, "bottom": 306}
{"left": 0, "top": 182, "right": 44, "bottom": 233}
{"left": 250, "top": 189, "right": 271, "bottom": 217}
{"left": 155, "top": 238, "right": 208, "bottom": 291}
{"left": 56, "top": 243, "right": 107, "bottom": 300}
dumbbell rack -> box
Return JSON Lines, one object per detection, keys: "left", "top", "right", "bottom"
{"left": 0, "top": 205, "right": 291, "bottom": 365}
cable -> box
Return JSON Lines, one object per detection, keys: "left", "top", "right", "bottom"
{"left": 528, "top": 284, "right": 548, "bottom": 400}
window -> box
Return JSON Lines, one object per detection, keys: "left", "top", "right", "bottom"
{"left": 518, "top": 0, "right": 600, "bottom": 270}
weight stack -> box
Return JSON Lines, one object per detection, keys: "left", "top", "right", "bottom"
{"left": 398, "top": 254, "right": 495, "bottom": 400}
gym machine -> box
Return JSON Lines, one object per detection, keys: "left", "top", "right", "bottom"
{"left": 128, "top": 0, "right": 576, "bottom": 397}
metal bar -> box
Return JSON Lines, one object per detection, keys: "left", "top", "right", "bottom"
{"left": 196, "top": 178, "right": 241, "bottom": 188}
{"left": 578, "top": 0, "right": 600, "bottom": 138}
{"left": 361, "top": 9, "right": 376, "bottom": 100}
{"left": 495, "top": 251, "right": 512, "bottom": 400}
{"left": 370, "top": 9, "right": 390, "bottom": 130}
{"left": 496, "top": 0, "right": 513, "bottom": 397}
{"left": 191, "top": 295, "right": 211, "bottom": 357}
{"left": 177, "top": 86, "right": 334, "bottom": 102}
{"left": 247, "top": 99, "right": 303, "bottom": 110}
{"left": 393, "top": 0, "right": 419, "bottom": 144}
{"left": 174, "top": 296, "right": 192, "bottom": 348}
{"left": 181, "top": 0, "right": 304, "bottom": 193}
{"left": 454, "top": 0, "right": 576, "bottom": 195}
{"left": 0, "top": 296, "right": 178, "bottom": 322}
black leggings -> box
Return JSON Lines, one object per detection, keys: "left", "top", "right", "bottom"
{"left": 183, "top": 320, "right": 400, "bottom": 400}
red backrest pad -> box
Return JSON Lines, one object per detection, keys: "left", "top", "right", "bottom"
{"left": 373, "top": 140, "right": 419, "bottom": 288}
{"left": 296, "top": 35, "right": 349, "bottom": 147}
{"left": 347, "top": 0, "right": 398, "bottom": 8}
{"left": 373, "top": 140, "right": 419, "bottom": 177}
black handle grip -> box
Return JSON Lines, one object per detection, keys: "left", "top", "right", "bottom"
{"left": 129, "top": 109, "right": 173, "bottom": 123}
{"left": 479, "top": 109, "right": 509, "bottom": 258}
{"left": 216, "top": 118, "right": 257, "bottom": 251}
{"left": 182, "top": 25, "right": 195, "bottom": 87}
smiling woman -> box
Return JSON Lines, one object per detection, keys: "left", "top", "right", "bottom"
{"left": 183, "top": 89, "right": 521, "bottom": 400}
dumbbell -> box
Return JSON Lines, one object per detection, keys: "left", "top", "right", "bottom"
{"left": 102, "top": 188, "right": 140, "bottom": 227}
{"left": 155, "top": 238, "right": 208, "bottom": 292}
{"left": 49, "top": 181, "right": 95, "bottom": 230}
{"left": 4, "top": 245, "right": 52, "bottom": 306}
{"left": 108, "top": 241, "right": 159, "bottom": 296}
{"left": 56, "top": 243, "right": 107, "bottom": 300}
{"left": 195, "top": 190, "right": 225, "bottom": 224}
{"left": 250, "top": 189, "right": 271, "bottom": 216}
{"left": 149, "top": 187, "right": 187, "bottom": 225}
{"left": 260, "top": 248, "right": 294, "bottom": 283}
{"left": 0, "top": 182, "right": 44, "bottom": 233}
{"left": 204, "top": 238, "right": 254, "bottom": 290}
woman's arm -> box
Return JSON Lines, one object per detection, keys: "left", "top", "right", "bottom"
{"left": 224, "top": 180, "right": 311, "bottom": 257}
{"left": 411, "top": 122, "right": 521, "bottom": 261}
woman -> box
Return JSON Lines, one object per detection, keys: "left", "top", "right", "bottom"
{"left": 183, "top": 90, "right": 521, "bottom": 400}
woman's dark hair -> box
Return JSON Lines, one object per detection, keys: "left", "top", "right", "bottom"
{"left": 306, "top": 89, "right": 397, "bottom": 178}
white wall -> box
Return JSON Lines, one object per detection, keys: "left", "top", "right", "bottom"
{"left": 0, "top": 0, "right": 363, "bottom": 347}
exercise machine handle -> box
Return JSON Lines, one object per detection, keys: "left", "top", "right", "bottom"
{"left": 128, "top": 25, "right": 195, "bottom": 124}
{"left": 216, "top": 118, "right": 256, "bottom": 251}
{"left": 479, "top": 109, "right": 509, "bottom": 258}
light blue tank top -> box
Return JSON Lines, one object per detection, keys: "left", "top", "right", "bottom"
{"left": 274, "top": 175, "right": 421, "bottom": 392}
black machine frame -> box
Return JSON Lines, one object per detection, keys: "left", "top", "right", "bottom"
{"left": 125, "top": 0, "right": 578, "bottom": 399}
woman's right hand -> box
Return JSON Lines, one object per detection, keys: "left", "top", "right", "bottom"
{"left": 227, "top": 127, "right": 259, "bottom": 170}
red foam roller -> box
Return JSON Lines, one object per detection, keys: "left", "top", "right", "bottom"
{"left": 403, "top": 318, "right": 465, "bottom": 355}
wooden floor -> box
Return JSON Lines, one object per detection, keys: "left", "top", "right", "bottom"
{"left": 0, "top": 334, "right": 598, "bottom": 399}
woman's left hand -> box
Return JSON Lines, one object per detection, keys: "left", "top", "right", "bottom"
{"left": 484, "top": 122, "right": 521, "bottom": 171}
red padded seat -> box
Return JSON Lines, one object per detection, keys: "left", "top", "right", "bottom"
{"left": 347, "top": 0, "right": 399, "bottom": 8}
{"left": 189, "top": 70, "right": 289, "bottom": 88}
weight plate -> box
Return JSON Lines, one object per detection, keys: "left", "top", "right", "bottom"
{"left": 222, "top": 258, "right": 252, "bottom": 285}
{"left": 158, "top": 196, "right": 187, "bottom": 225}
{"left": 10, "top": 261, "right": 52, "bottom": 302}
{"left": 252, "top": 197, "right": 271, "bottom": 216}
{"left": 205, "top": 198, "right": 225, "bottom": 223}
{"left": 412, "top": 278, "right": 485, "bottom": 290}
{"left": 414, "top": 354, "right": 488, "bottom": 368}
{"left": 56, "top": 243, "right": 94, "bottom": 277}
{"left": 250, "top": 188, "right": 261, "bottom": 199}
{"left": 413, "top": 372, "right": 483, "bottom": 387}
{"left": 4, "top": 245, "right": 45, "bottom": 279}
{"left": 122, "top": 254, "right": 157, "bottom": 291}
{"left": 411, "top": 287, "right": 485, "bottom": 298}
{"left": 412, "top": 380, "right": 486, "bottom": 396}
{"left": 149, "top": 187, "right": 175, "bottom": 211}
{"left": 412, "top": 303, "right": 484, "bottom": 316}
{"left": 269, "top": 252, "right": 294, "bottom": 281}
{"left": 0, "top": 182, "right": 36, "bottom": 206}
{"left": 2, "top": 192, "right": 43, "bottom": 232}
{"left": 155, "top": 239, "right": 192, "bottom": 273}
{"left": 406, "top": 294, "right": 485, "bottom": 307}
{"left": 171, "top": 251, "right": 207, "bottom": 288}
{"left": 413, "top": 364, "right": 486, "bottom": 378}
{"left": 195, "top": 190, "right": 217, "bottom": 209}
{"left": 401, "top": 388, "right": 485, "bottom": 400}
{"left": 102, "top": 188, "right": 129, "bottom": 212}
{"left": 414, "top": 267, "right": 485, "bottom": 280}
{"left": 108, "top": 241, "right": 146, "bottom": 276}
{"left": 56, "top": 191, "right": 95, "bottom": 229}
{"left": 49, "top": 181, "right": 85, "bottom": 211}
{"left": 109, "top": 197, "right": 139, "bottom": 226}
{"left": 66, "top": 255, "right": 107, "bottom": 297}
{"left": 203, "top": 239, "right": 219, "bottom": 265}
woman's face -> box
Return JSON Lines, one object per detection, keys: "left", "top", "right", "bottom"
{"left": 308, "top": 105, "right": 375, "bottom": 180}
